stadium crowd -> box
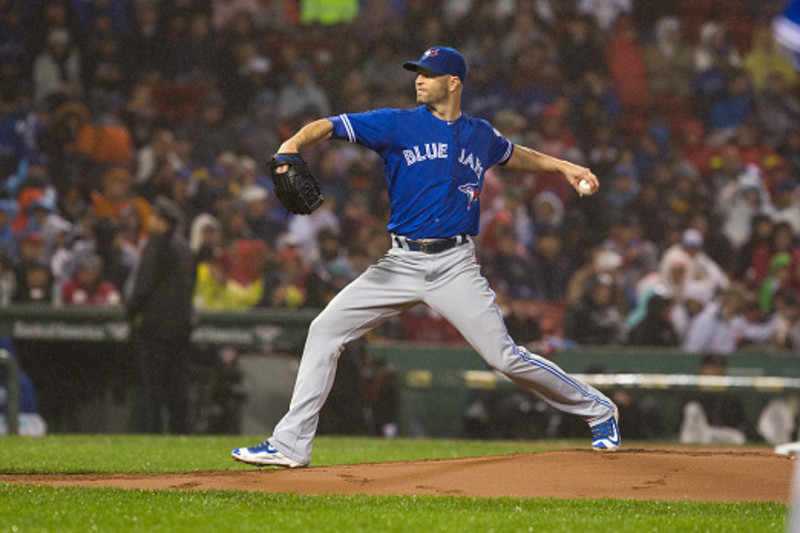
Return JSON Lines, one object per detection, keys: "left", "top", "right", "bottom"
{"left": 2, "top": 0, "right": 800, "bottom": 357}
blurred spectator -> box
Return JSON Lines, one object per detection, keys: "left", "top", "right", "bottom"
{"left": 0, "top": 337, "right": 47, "bottom": 435}
{"left": 257, "top": 245, "right": 307, "bottom": 309}
{"left": 169, "top": 12, "right": 219, "bottom": 83}
{"left": 681, "top": 286, "right": 775, "bottom": 354}
{"left": 525, "top": 104, "right": 583, "bottom": 204}
{"left": 0, "top": 200, "right": 18, "bottom": 260}
{"left": 532, "top": 229, "right": 571, "bottom": 302}
{"left": 780, "top": 128, "right": 800, "bottom": 178}
{"left": 742, "top": 25, "right": 798, "bottom": 93}
{"left": 499, "top": 9, "right": 547, "bottom": 61}
{"left": 679, "top": 353, "right": 749, "bottom": 444}
{"left": 135, "top": 127, "right": 183, "bottom": 187}
{"left": 558, "top": 13, "right": 607, "bottom": 85}
{"left": 37, "top": 100, "right": 92, "bottom": 196}
{"left": 693, "top": 21, "right": 742, "bottom": 72}
{"left": 189, "top": 212, "right": 222, "bottom": 263}
{"left": 570, "top": 71, "right": 622, "bottom": 151}
{"left": 286, "top": 193, "right": 340, "bottom": 259}
{"left": 13, "top": 259, "right": 53, "bottom": 305}
{"left": 645, "top": 16, "right": 695, "bottom": 97}
{"left": 577, "top": 0, "right": 632, "bottom": 35}
{"left": 719, "top": 167, "right": 773, "bottom": 251}
{"left": 305, "top": 228, "right": 357, "bottom": 308}
{"left": 563, "top": 272, "right": 626, "bottom": 346}
{"left": 759, "top": 251, "right": 793, "bottom": 313}
{"left": 502, "top": 294, "right": 543, "bottom": 347}
{"left": 0, "top": 254, "right": 17, "bottom": 306}
{"left": 213, "top": 1, "right": 264, "bottom": 31}
{"left": 708, "top": 69, "right": 754, "bottom": 143}
{"left": 736, "top": 213, "right": 775, "bottom": 282}
{"left": 674, "top": 119, "right": 716, "bottom": 176}
{"left": 60, "top": 252, "right": 121, "bottom": 307}
{"left": 605, "top": 160, "right": 641, "bottom": 209}
{"left": 73, "top": 100, "right": 134, "bottom": 175}
{"left": 0, "top": 7, "right": 28, "bottom": 86}
{"left": 70, "top": 0, "right": 128, "bottom": 37}
{"left": 461, "top": 58, "right": 513, "bottom": 123}
{"left": 567, "top": 248, "right": 623, "bottom": 306}
{"left": 626, "top": 292, "right": 679, "bottom": 346}
{"left": 689, "top": 47, "right": 735, "bottom": 127}
{"left": 32, "top": 28, "right": 82, "bottom": 107}
{"left": 628, "top": 177, "right": 669, "bottom": 244}
{"left": 193, "top": 249, "right": 262, "bottom": 310}
{"left": 221, "top": 38, "right": 272, "bottom": 117}
{"left": 749, "top": 221, "right": 800, "bottom": 289}
{"left": 658, "top": 227, "right": 730, "bottom": 300}
{"left": 126, "top": 196, "right": 196, "bottom": 434}
{"left": 238, "top": 185, "right": 275, "bottom": 243}
{"left": 599, "top": 214, "right": 659, "bottom": 308}
{"left": 731, "top": 121, "right": 776, "bottom": 169}
{"left": 514, "top": 57, "right": 565, "bottom": 125}
{"left": 277, "top": 61, "right": 331, "bottom": 125}
{"left": 756, "top": 72, "right": 800, "bottom": 148}
{"left": 81, "top": 29, "right": 125, "bottom": 103}
{"left": 226, "top": 238, "right": 267, "bottom": 288}
{"left": 91, "top": 166, "right": 150, "bottom": 239}
{"left": 183, "top": 91, "right": 234, "bottom": 167}
{"left": 487, "top": 227, "right": 541, "bottom": 300}
{"left": 770, "top": 177, "right": 800, "bottom": 234}
{"left": 603, "top": 16, "right": 650, "bottom": 112}
{"left": 119, "top": 3, "right": 167, "bottom": 83}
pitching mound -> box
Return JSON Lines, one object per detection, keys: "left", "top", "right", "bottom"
{"left": 1, "top": 448, "right": 794, "bottom": 502}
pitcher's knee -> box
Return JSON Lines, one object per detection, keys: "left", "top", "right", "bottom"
{"left": 485, "top": 345, "right": 539, "bottom": 376}
{"left": 307, "top": 313, "right": 339, "bottom": 339}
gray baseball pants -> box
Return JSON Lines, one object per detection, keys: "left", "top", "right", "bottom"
{"left": 271, "top": 238, "right": 615, "bottom": 464}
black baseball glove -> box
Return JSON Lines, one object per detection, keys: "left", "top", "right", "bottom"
{"left": 268, "top": 153, "right": 324, "bottom": 215}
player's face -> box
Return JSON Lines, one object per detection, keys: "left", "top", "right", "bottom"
{"left": 414, "top": 70, "right": 451, "bottom": 104}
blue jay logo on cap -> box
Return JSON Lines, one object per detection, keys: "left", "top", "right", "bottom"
{"left": 403, "top": 46, "right": 467, "bottom": 81}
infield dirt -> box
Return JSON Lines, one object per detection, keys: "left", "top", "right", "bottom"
{"left": 0, "top": 448, "right": 794, "bottom": 502}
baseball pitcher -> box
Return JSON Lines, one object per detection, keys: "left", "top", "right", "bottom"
{"left": 232, "top": 46, "right": 619, "bottom": 468}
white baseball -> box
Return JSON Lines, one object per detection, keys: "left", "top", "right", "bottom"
{"left": 578, "top": 179, "right": 594, "bottom": 195}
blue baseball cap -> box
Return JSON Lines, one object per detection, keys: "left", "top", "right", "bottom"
{"left": 403, "top": 46, "right": 467, "bottom": 81}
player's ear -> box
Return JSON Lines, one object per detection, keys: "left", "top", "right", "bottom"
{"left": 448, "top": 75, "right": 462, "bottom": 92}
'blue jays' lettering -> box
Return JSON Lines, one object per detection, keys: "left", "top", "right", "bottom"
{"left": 459, "top": 149, "right": 484, "bottom": 179}
{"left": 329, "top": 106, "right": 513, "bottom": 239}
{"left": 403, "top": 143, "right": 448, "bottom": 165}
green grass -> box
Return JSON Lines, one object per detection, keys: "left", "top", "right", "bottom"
{"left": 1, "top": 485, "right": 786, "bottom": 533}
{"left": 0, "top": 435, "right": 553, "bottom": 473}
{"left": 0, "top": 436, "right": 790, "bottom": 532}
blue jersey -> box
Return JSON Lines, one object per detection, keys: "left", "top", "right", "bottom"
{"left": 328, "top": 106, "right": 513, "bottom": 239}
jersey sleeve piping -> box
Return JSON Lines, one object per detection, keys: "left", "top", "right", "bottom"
{"left": 499, "top": 142, "right": 514, "bottom": 165}
{"left": 328, "top": 114, "right": 357, "bottom": 143}
{"left": 340, "top": 114, "right": 356, "bottom": 143}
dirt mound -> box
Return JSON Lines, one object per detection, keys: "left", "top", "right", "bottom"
{"left": 1, "top": 448, "right": 794, "bottom": 502}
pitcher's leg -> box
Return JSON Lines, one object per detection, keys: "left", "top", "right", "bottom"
{"left": 426, "top": 261, "right": 614, "bottom": 424}
{"left": 272, "top": 256, "right": 422, "bottom": 463}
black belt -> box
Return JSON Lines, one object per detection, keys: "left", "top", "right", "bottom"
{"left": 393, "top": 234, "right": 470, "bottom": 254}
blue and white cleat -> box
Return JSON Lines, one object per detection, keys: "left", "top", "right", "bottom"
{"left": 231, "top": 439, "right": 308, "bottom": 468}
{"left": 590, "top": 405, "right": 621, "bottom": 452}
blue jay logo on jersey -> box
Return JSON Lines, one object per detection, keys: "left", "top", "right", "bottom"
{"left": 458, "top": 183, "right": 480, "bottom": 210}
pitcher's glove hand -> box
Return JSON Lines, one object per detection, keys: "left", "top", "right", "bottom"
{"left": 268, "top": 153, "right": 324, "bottom": 215}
